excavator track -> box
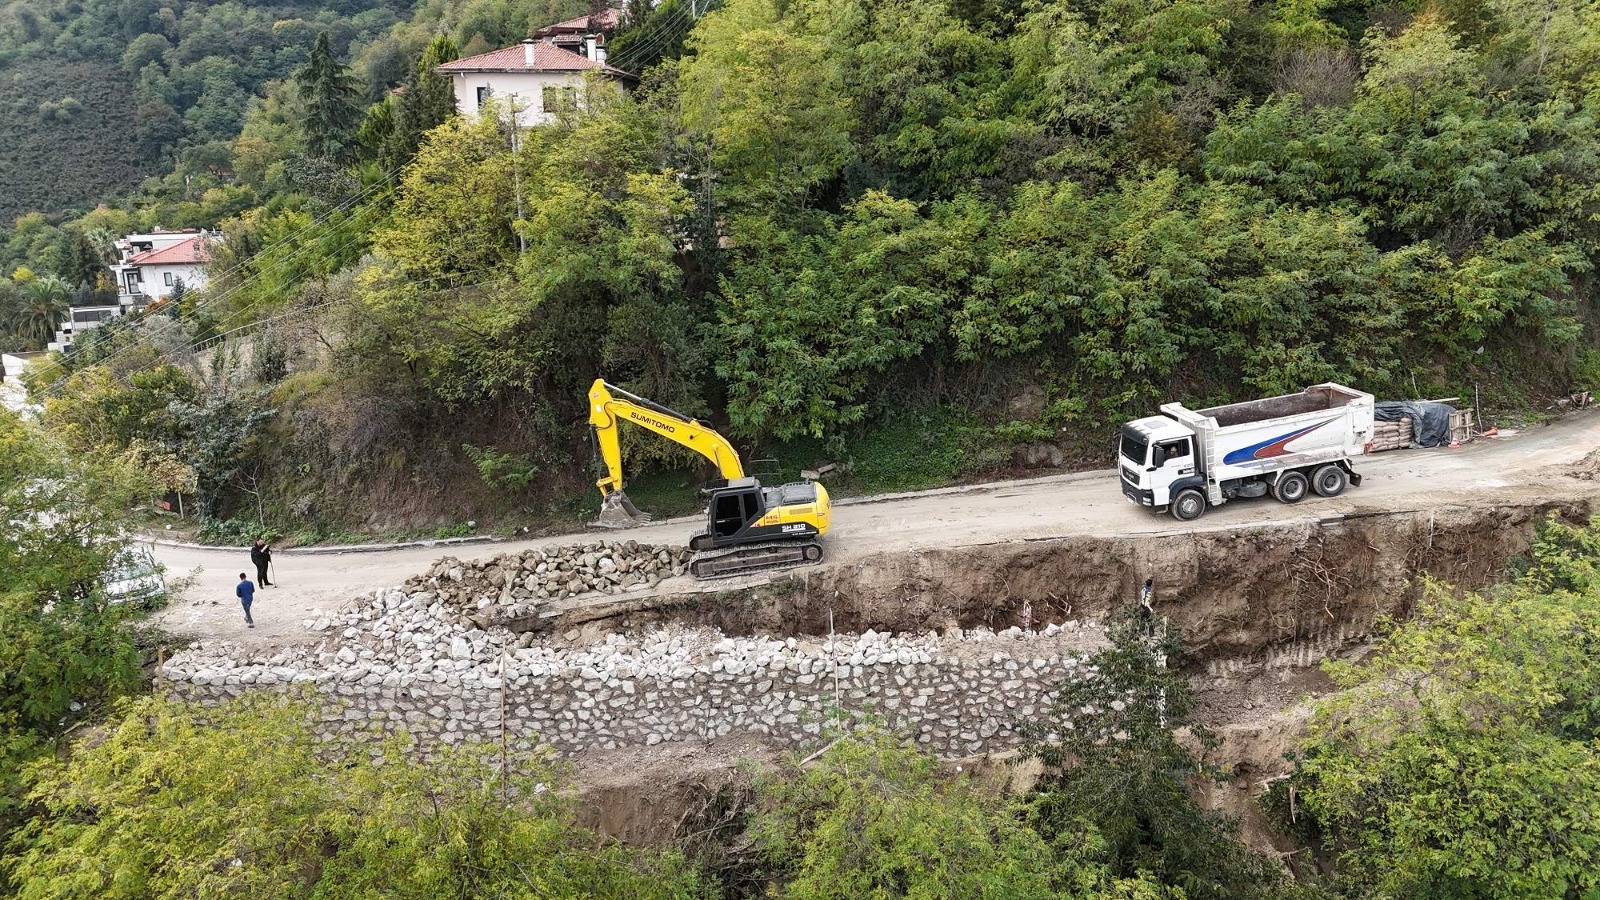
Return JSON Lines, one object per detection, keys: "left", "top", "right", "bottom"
{"left": 689, "top": 539, "right": 824, "bottom": 580}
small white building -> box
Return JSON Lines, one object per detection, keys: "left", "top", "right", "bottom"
{"left": 0, "top": 354, "right": 40, "bottom": 414}
{"left": 2, "top": 352, "right": 40, "bottom": 383}
{"left": 439, "top": 29, "right": 633, "bottom": 129}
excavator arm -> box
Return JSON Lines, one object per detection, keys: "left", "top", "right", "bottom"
{"left": 588, "top": 379, "right": 744, "bottom": 526}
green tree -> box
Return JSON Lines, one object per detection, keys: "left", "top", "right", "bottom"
{"left": 297, "top": 32, "right": 364, "bottom": 164}
{"left": 676, "top": 0, "right": 855, "bottom": 216}
{"left": 5, "top": 694, "right": 709, "bottom": 899}
{"left": 170, "top": 378, "right": 277, "bottom": 521}
{"left": 1022, "top": 607, "right": 1288, "bottom": 898}
{"left": 752, "top": 727, "right": 1173, "bottom": 899}
{"left": 719, "top": 191, "right": 988, "bottom": 439}
{"left": 9, "top": 276, "right": 70, "bottom": 349}
{"left": 379, "top": 35, "right": 459, "bottom": 170}
{"left": 1293, "top": 516, "right": 1600, "bottom": 899}
{"left": 54, "top": 231, "right": 104, "bottom": 288}
{"left": 0, "top": 411, "right": 148, "bottom": 831}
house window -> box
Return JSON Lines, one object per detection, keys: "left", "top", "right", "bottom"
{"left": 476, "top": 85, "right": 492, "bottom": 106}
{"left": 163, "top": 272, "right": 174, "bottom": 286}
{"left": 541, "top": 85, "right": 576, "bottom": 113}
{"left": 125, "top": 272, "right": 139, "bottom": 294}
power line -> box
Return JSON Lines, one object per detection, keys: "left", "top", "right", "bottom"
{"left": 609, "top": 15, "right": 692, "bottom": 72}
{"left": 42, "top": 170, "right": 405, "bottom": 385}
{"left": 607, "top": 3, "right": 697, "bottom": 71}
{"left": 122, "top": 272, "right": 516, "bottom": 383}
{"left": 138, "top": 170, "right": 402, "bottom": 333}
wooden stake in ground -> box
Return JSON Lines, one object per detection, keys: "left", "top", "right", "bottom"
{"left": 500, "top": 647, "right": 509, "bottom": 801}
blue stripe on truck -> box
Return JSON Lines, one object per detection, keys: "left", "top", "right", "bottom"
{"left": 1221, "top": 418, "right": 1338, "bottom": 466}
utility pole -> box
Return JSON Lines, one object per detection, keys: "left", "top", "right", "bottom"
{"left": 507, "top": 97, "right": 527, "bottom": 253}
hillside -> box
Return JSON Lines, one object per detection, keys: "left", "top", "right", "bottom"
{"left": 6, "top": 0, "right": 1600, "bottom": 896}
{"left": 13, "top": 0, "right": 1600, "bottom": 541}
{"left": 0, "top": 0, "right": 412, "bottom": 224}
{"left": 0, "top": 62, "right": 147, "bottom": 226}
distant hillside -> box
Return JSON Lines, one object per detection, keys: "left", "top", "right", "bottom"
{"left": 0, "top": 61, "right": 147, "bottom": 224}
{"left": 0, "top": 0, "right": 413, "bottom": 225}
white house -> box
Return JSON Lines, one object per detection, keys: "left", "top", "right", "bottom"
{"left": 51, "top": 229, "right": 216, "bottom": 351}
{"left": 113, "top": 231, "right": 214, "bottom": 310}
{"left": 439, "top": 29, "right": 634, "bottom": 129}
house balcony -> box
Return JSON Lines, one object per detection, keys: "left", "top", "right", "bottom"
{"left": 68, "top": 289, "right": 119, "bottom": 308}
{"left": 53, "top": 294, "right": 125, "bottom": 348}
{"left": 69, "top": 307, "right": 119, "bottom": 329}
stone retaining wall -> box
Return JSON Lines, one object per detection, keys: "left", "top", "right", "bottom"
{"left": 165, "top": 624, "right": 1105, "bottom": 757}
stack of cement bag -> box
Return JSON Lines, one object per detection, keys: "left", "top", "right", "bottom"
{"left": 1371, "top": 400, "right": 1457, "bottom": 451}
{"left": 1370, "top": 417, "right": 1415, "bottom": 451}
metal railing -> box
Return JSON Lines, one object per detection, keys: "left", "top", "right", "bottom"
{"left": 68, "top": 290, "right": 119, "bottom": 308}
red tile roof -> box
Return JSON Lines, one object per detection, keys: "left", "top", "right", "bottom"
{"left": 438, "top": 41, "right": 601, "bottom": 73}
{"left": 127, "top": 236, "right": 211, "bottom": 266}
{"left": 536, "top": 7, "right": 624, "bottom": 36}
{"left": 437, "top": 40, "right": 634, "bottom": 78}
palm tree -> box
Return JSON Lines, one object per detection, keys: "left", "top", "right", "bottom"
{"left": 84, "top": 227, "right": 120, "bottom": 267}
{"left": 11, "top": 275, "right": 71, "bottom": 348}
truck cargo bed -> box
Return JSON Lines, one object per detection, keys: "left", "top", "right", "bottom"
{"left": 1195, "top": 384, "right": 1368, "bottom": 428}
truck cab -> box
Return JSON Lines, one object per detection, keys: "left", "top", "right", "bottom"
{"left": 1119, "top": 416, "right": 1201, "bottom": 511}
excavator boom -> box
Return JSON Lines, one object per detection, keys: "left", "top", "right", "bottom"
{"left": 589, "top": 380, "right": 744, "bottom": 526}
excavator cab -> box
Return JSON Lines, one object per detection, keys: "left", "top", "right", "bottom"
{"left": 708, "top": 480, "right": 764, "bottom": 540}
{"left": 688, "top": 478, "right": 828, "bottom": 578}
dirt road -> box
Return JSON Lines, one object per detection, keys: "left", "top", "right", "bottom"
{"left": 151, "top": 410, "right": 1600, "bottom": 647}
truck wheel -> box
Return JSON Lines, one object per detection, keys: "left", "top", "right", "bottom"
{"left": 1312, "top": 465, "right": 1347, "bottom": 497}
{"left": 1273, "top": 471, "right": 1308, "bottom": 504}
{"left": 1171, "top": 488, "right": 1206, "bottom": 521}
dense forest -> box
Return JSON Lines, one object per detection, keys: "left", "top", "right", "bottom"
{"left": 7, "top": 0, "right": 1600, "bottom": 537}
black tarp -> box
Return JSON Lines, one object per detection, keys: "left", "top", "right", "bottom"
{"left": 1374, "top": 400, "right": 1456, "bottom": 448}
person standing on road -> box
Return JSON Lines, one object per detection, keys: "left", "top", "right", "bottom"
{"left": 236, "top": 573, "right": 256, "bottom": 628}
{"left": 251, "top": 538, "right": 274, "bottom": 587}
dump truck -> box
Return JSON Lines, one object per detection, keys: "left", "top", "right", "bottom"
{"left": 1119, "top": 383, "right": 1375, "bottom": 520}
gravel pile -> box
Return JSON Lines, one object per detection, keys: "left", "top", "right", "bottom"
{"left": 333, "top": 541, "right": 695, "bottom": 635}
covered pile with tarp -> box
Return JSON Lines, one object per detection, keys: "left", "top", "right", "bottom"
{"left": 1374, "top": 400, "right": 1457, "bottom": 448}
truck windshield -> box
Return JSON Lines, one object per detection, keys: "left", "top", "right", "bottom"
{"left": 1119, "top": 428, "right": 1148, "bottom": 465}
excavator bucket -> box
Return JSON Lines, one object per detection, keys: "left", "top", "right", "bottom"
{"left": 594, "top": 490, "right": 652, "bottom": 529}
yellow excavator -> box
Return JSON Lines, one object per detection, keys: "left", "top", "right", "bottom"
{"left": 587, "top": 379, "right": 831, "bottom": 579}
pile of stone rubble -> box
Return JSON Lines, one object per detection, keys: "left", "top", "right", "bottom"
{"left": 365, "top": 541, "right": 695, "bottom": 630}
{"left": 173, "top": 576, "right": 1102, "bottom": 690}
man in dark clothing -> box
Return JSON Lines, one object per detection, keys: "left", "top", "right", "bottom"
{"left": 250, "top": 538, "right": 273, "bottom": 587}
{"left": 236, "top": 573, "right": 255, "bottom": 628}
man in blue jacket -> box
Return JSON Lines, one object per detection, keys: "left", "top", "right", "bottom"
{"left": 236, "top": 573, "right": 255, "bottom": 628}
